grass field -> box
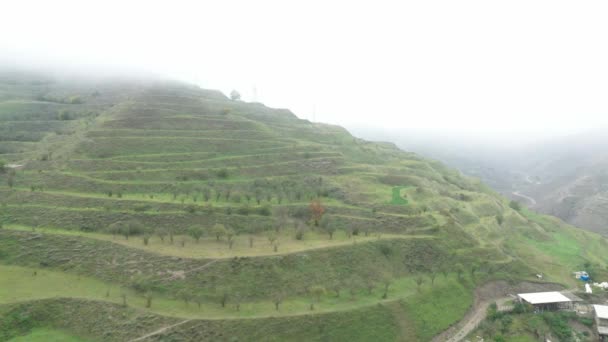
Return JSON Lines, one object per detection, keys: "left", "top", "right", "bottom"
{"left": 8, "top": 328, "right": 88, "bottom": 342}
{"left": 390, "top": 186, "right": 409, "bottom": 205}
{"left": 0, "top": 264, "right": 464, "bottom": 320}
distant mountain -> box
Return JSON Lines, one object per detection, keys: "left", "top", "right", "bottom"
{"left": 515, "top": 130, "right": 608, "bottom": 235}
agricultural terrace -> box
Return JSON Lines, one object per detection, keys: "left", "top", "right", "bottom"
{"left": 1, "top": 73, "right": 608, "bottom": 341}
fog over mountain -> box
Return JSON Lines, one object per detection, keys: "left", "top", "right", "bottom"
{"left": 2, "top": 0, "right": 608, "bottom": 143}
{"left": 3, "top": 1, "right": 608, "bottom": 340}
{"left": 351, "top": 125, "right": 608, "bottom": 236}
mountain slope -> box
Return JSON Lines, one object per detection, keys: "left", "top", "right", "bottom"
{"left": 353, "top": 127, "right": 608, "bottom": 237}
{"left": 0, "top": 71, "right": 607, "bottom": 341}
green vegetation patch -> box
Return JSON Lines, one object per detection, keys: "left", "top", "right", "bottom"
{"left": 401, "top": 278, "right": 473, "bottom": 341}
{"left": 8, "top": 328, "right": 88, "bottom": 342}
{"left": 390, "top": 186, "right": 409, "bottom": 205}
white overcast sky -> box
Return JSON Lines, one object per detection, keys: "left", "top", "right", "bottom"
{"left": 1, "top": 0, "right": 607, "bottom": 143}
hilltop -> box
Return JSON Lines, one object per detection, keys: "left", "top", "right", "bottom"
{"left": 0, "top": 70, "right": 607, "bottom": 341}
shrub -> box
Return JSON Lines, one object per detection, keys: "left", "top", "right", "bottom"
{"left": 509, "top": 200, "right": 521, "bottom": 211}
{"left": 217, "top": 168, "right": 229, "bottom": 179}
{"left": 79, "top": 225, "right": 95, "bottom": 232}
{"left": 68, "top": 95, "right": 84, "bottom": 104}
{"left": 543, "top": 312, "right": 573, "bottom": 340}
{"left": 133, "top": 204, "right": 150, "bottom": 212}
{"left": 188, "top": 226, "right": 204, "bottom": 242}
{"left": 258, "top": 205, "right": 272, "bottom": 216}
{"left": 512, "top": 301, "right": 529, "bottom": 314}
{"left": 57, "top": 110, "right": 73, "bottom": 120}
{"left": 579, "top": 317, "right": 594, "bottom": 327}
{"left": 496, "top": 214, "right": 504, "bottom": 225}
{"left": 295, "top": 228, "right": 305, "bottom": 240}
{"left": 130, "top": 276, "right": 155, "bottom": 294}
{"left": 212, "top": 224, "right": 227, "bottom": 240}
{"left": 237, "top": 205, "right": 251, "bottom": 216}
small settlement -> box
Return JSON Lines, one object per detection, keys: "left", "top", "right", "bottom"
{"left": 516, "top": 290, "right": 608, "bottom": 340}
{"left": 595, "top": 305, "right": 608, "bottom": 341}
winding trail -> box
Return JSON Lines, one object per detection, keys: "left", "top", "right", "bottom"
{"left": 442, "top": 297, "right": 510, "bottom": 342}
{"left": 128, "top": 319, "right": 192, "bottom": 342}
{"left": 161, "top": 259, "right": 220, "bottom": 281}
{"left": 432, "top": 281, "right": 563, "bottom": 342}
{"left": 512, "top": 191, "right": 537, "bottom": 206}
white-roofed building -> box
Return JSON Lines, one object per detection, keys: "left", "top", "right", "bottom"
{"left": 594, "top": 305, "right": 608, "bottom": 340}
{"left": 517, "top": 291, "right": 573, "bottom": 311}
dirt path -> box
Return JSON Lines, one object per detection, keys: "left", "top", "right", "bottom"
{"left": 161, "top": 259, "right": 219, "bottom": 281}
{"left": 386, "top": 301, "right": 418, "bottom": 342}
{"left": 128, "top": 319, "right": 192, "bottom": 342}
{"left": 432, "top": 281, "right": 563, "bottom": 342}
{"left": 442, "top": 297, "right": 510, "bottom": 342}
{"left": 512, "top": 191, "right": 537, "bottom": 206}
{"left": 183, "top": 259, "right": 219, "bottom": 275}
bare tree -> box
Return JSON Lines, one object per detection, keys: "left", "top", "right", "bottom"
{"left": 331, "top": 281, "right": 342, "bottom": 298}
{"left": 145, "top": 293, "right": 153, "bottom": 308}
{"left": 320, "top": 215, "right": 336, "bottom": 239}
{"left": 6, "top": 169, "right": 15, "bottom": 188}
{"left": 226, "top": 228, "right": 235, "bottom": 249}
{"left": 381, "top": 275, "right": 393, "bottom": 299}
{"left": 179, "top": 291, "right": 191, "bottom": 306}
{"left": 156, "top": 228, "right": 168, "bottom": 242}
{"left": 267, "top": 232, "right": 277, "bottom": 245}
{"left": 365, "top": 277, "right": 375, "bottom": 295}
{"left": 415, "top": 275, "right": 425, "bottom": 292}
{"left": 430, "top": 267, "right": 438, "bottom": 286}
{"left": 195, "top": 295, "right": 203, "bottom": 309}
{"left": 233, "top": 293, "right": 243, "bottom": 311}
{"left": 143, "top": 232, "right": 151, "bottom": 246}
{"left": 348, "top": 276, "right": 362, "bottom": 300}
{"left": 272, "top": 291, "right": 284, "bottom": 311}
{"left": 309, "top": 286, "right": 326, "bottom": 310}
{"left": 219, "top": 291, "right": 229, "bottom": 308}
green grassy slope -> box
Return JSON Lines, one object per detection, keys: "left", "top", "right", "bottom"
{"left": 1, "top": 71, "right": 607, "bottom": 341}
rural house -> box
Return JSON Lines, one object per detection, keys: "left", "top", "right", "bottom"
{"left": 517, "top": 292, "right": 573, "bottom": 312}
{"left": 594, "top": 305, "right": 608, "bottom": 341}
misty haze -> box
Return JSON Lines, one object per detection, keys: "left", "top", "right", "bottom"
{"left": 1, "top": 1, "right": 608, "bottom": 342}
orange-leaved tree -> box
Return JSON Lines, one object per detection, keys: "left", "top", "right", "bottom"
{"left": 309, "top": 199, "right": 325, "bottom": 226}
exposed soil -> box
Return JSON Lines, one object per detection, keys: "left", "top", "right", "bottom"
{"left": 432, "top": 281, "right": 563, "bottom": 342}
{"left": 128, "top": 319, "right": 192, "bottom": 342}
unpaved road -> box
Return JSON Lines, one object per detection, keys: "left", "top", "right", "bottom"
{"left": 512, "top": 191, "right": 537, "bottom": 206}
{"left": 432, "top": 281, "right": 562, "bottom": 342}
{"left": 442, "top": 297, "right": 510, "bottom": 342}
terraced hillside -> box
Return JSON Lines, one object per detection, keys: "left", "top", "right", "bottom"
{"left": 1, "top": 71, "right": 608, "bottom": 341}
